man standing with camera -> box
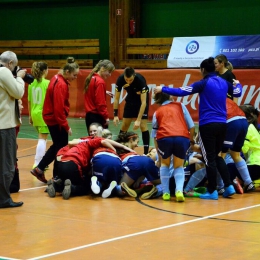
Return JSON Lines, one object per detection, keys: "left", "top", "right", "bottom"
{"left": 0, "top": 51, "right": 26, "bottom": 208}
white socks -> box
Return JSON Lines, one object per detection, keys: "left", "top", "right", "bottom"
{"left": 34, "top": 139, "right": 46, "bottom": 166}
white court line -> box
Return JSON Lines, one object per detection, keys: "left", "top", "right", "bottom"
{"left": 27, "top": 203, "right": 260, "bottom": 260}
{"left": 19, "top": 186, "right": 46, "bottom": 192}
{"left": 0, "top": 257, "right": 21, "bottom": 260}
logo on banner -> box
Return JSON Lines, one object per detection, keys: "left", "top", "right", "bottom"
{"left": 186, "top": 40, "right": 199, "bottom": 54}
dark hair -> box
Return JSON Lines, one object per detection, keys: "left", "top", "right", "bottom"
{"left": 239, "top": 103, "right": 259, "bottom": 131}
{"left": 124, "top": 67, "right": 135, "bottom": 78}
{"left": 200, "top": 57, "right": 215, "bottom": 73}
{"left": 115, "top": 131, "right": 138, "bottom": 143}
{"left": 31, "top": 61, "right": 48, "bottom": 82}
{"left": 84, "top": 60, "right": 115, "bottom": 92}
{"left": 62, "top": 57, "right": 79, "bottom": 74}
{"left": 153, "top": 91, "right": 170, "bottom": 105}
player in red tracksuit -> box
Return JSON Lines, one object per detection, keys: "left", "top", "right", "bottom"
{"left": 84, "top": 60, "right": 115, "bottom": 133}
{"left": 30, "top": 57, "right": 79, "bottom": 184}
{"left": 46, "top": 137, "right": 116, "bottom": 200}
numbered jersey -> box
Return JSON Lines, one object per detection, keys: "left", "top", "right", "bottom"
{"left": 28, "top": 78, "right": 50, "bottom": 126}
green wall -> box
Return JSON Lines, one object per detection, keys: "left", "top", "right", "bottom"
{"left": 0, "top": 0, "right": 109, "bottom": 60}
{"left": 0, "top": 0, "right": 259, "bottom": 59}
{"left": 140, "top": 0, "right": 260, "bottom": 37}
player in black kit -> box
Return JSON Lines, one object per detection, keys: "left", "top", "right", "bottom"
{"left": 113, "top": 67, "right": 150, "bottom": 154}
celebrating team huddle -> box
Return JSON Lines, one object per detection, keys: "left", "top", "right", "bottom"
{"left": 29, "top": 55, "right": 260, "bottom": 202}
{"left": 1, "top": 50, "right": 259, "bottom": 208}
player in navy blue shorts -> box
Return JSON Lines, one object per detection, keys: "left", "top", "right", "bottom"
{"left": 152, "top": 91, "right": 195, "bottom": 202}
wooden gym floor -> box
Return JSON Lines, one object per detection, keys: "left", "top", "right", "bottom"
{"left": 1, "top": 118, "right": 260, "bottom": 260}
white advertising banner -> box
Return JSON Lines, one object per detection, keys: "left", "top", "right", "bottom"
{"left": 167, "top": 36, "right": 216, "bottom": 68}
{"left": 167, "top": 35, "right": 260, "bottom": 68}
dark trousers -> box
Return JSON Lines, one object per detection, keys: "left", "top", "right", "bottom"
{"left": 0, "top": 128, "right": 16, "bottom": 207}
{"left": 57, "top": 161, "right": 90, "bottom": 196}
{"left": 85, "top": 112, "right": 107, "bottom": 134}
{"left": 199, "top": 123, "right": 232, "bottom": 193}
{"left": 38, "top": 124, "right": 68, "bottom": 171}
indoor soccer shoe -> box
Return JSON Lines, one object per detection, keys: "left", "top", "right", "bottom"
{"left": 232, "top": 178, "right": 244, "bottom": 194}
{"left": 102, "top": 181, "right": 117, "bottom": 198}
{"left": 91, "top": 176, "right": 101, "bottom": 194}
{"left": 243, "top": 182, "right": 256, "bottom": 193}
{"left": 140, "top": 186, "right": 158, "bottom": 200}
{"left": 121, "top": 182, "right": 137, "bottom": 198}
{"left": 46, "top": 179, "right": 56, "bottom": 198}
{"left": 184, "top": 190, "right": 201, "bottom": 197}
{"left": 30, "top": 167, "right": 47, "bottom": 183}
{"left": 62, "top": 179, "right": 71, "bottom": 200}
{"left": 162, "top": 193, "right": 171, "bottom": 201}
{"left": 175, "top": 191, "right": 185, "bottom": 202}
{"left": 223, "top": 185, "right": 236, "bottom": 198}
{"left": 193, "top": 187, "right": 207, "bottom": 194}
{"left": 200, "top": 190, "right": 218, "bottom": 200}
{"left": 135, "top": 182, "right": 155, "bottom": 196}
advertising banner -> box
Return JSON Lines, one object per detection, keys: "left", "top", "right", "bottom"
{"left": 22, "top": 69, "right": 260, "bottom": 124}
{"left": 167, "top": 35, "right": 260, "bottom": 68}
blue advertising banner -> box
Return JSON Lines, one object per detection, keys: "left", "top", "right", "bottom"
{"left": 167, "top": 35, "right": 260, "bottom": 68}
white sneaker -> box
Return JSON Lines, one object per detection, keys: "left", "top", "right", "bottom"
{"left": 102, "top": 181, "right": 117, "bottom": 198}
{"left": 91, "top": 176, "right": 100, "bottom": 194}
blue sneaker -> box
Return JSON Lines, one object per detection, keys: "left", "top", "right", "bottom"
{"left": 199, "top": 190, "right": 218, "bottom": 200}
{"left": 223, "top": 185, "right": 236, "bottom": 198}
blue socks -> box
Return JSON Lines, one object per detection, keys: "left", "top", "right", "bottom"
{"left": 184, "top": 168, "right": 206, "bottom": 192}
{"left": 173, "top": 167, "right": 185, "bottom": 192}
{"left": 235, "top": 160, "right": 252, "bottom": 185}
{"left": 160, "top": 166, "right": 171, "bottom": 194}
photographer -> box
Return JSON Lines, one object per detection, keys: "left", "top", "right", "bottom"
{"left": 0, "top": 51, "right": 25, "bottom": 208}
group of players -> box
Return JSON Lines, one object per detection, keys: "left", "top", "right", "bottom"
{"left": 27, "top": 54, "right": 259, "bottom": 202}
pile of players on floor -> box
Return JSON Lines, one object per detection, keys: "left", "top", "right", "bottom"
{"left": 28, "top": 105, "right": 260, "bottom": 202}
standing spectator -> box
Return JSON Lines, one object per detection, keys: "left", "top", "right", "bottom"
{"left": 113, "top": 67, "right": 150, "bottom": 154}
{"left": 10, "top": 99, "right": 24, "bottom": 193}
{"left": 214, "top": 54, "right": 238, "bottom": 102}
{"left": 28, "top": 61, "right": 50, "bottom": 169}
{"left": 152, "top": 91, "right": 195, "bottom": 202}
{"left": 154, "top": 57, "right": 242, "bottom": 200}
{"left": 0, "top": 51, "right": 25, "bottom": 208}
{"left": 84, "top": 60, "right": 115, "bottom": 133}
{"left": 31, "top": 57, "right": 79, "bottom": 183}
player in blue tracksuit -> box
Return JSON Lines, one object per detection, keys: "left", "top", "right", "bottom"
{"left": 154, "top": 57, "right": 242, "bottom": 200}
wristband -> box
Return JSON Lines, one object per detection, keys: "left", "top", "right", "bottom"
{"left": 114, "top": 109, "right": 118, "bottom": 117}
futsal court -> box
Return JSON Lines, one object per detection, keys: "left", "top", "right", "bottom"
{"left": 1, "top": 117, "right": 260, "bottom": 260}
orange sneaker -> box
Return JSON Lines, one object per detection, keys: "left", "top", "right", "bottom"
{"left": 233, "top": 178, "right": 244, "bottom": 194}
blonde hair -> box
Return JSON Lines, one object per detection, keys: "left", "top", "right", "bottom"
{"left": 102, "top": 129, "right": 112, "bottom": 139}
{"left": 84, "top": 59, "right": 115, "bottom": 93}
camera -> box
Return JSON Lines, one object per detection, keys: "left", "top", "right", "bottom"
{"left": 12, "top": 66, "right": 34, "bottom": 84}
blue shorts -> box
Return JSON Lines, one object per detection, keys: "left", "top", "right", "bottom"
{"left": 122, "top": 156, "right": 159, "bottom": 181}
{"left": 157, "top": 136, "right": 190, "bottom": 159}
{"left": 92, "top": 154, "right": 122, "bottom": 183}
{"left": 222, "top": 118, "right": 248, "bottom": 152}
